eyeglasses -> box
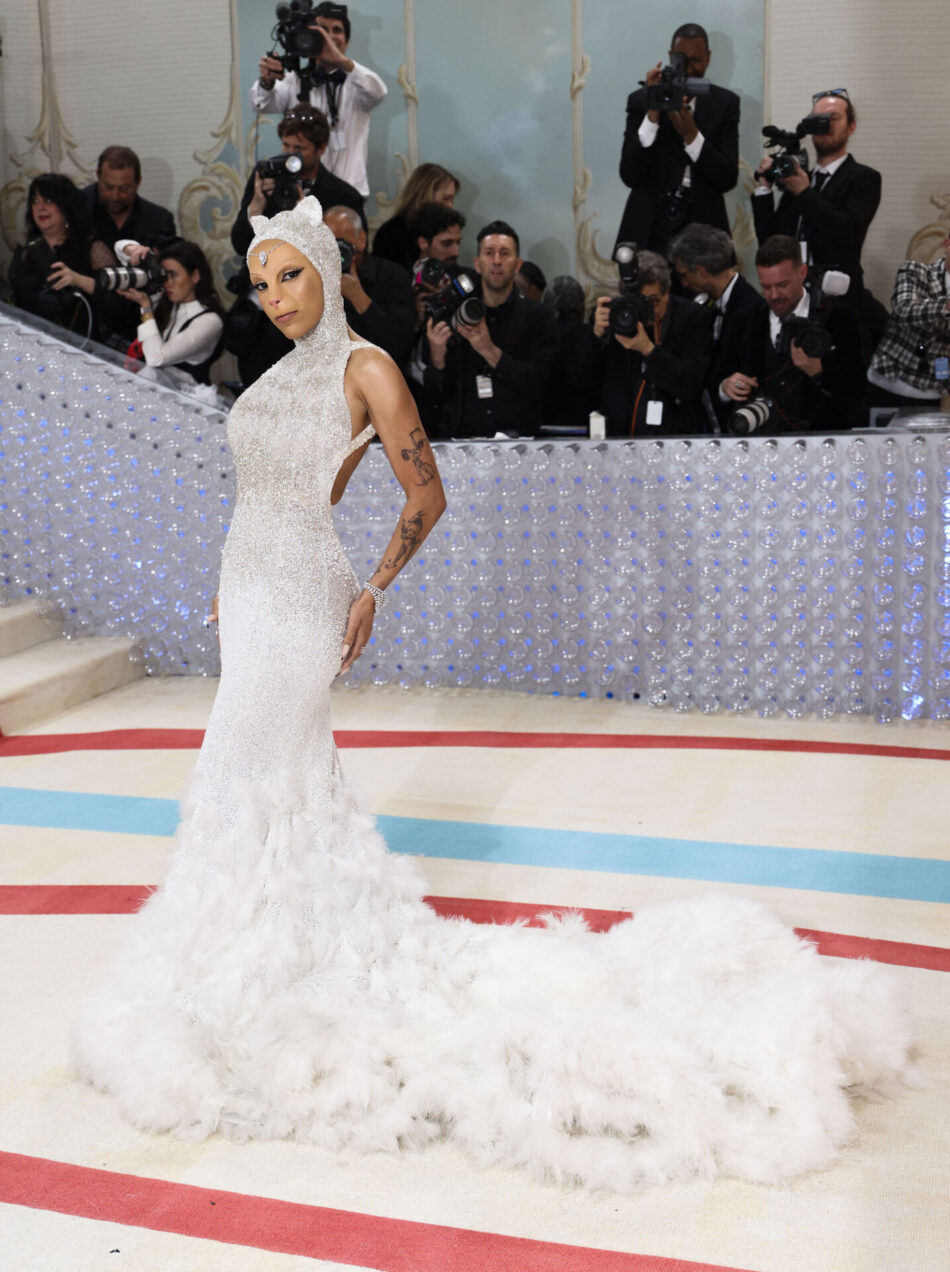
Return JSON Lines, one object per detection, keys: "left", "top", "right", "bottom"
{"left": 812, "top": 88, "right": 850, "bottom": 103}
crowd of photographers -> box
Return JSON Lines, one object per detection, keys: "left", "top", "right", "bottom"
{"left": 5, "top": 5, "right": 949, "bottom": 437}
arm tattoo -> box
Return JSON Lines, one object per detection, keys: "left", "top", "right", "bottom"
{"left": 382, "top": 510, "right": 425, "bottom": 571}
{"left": 399, "top": 426, "right": 437, "bottom": 487}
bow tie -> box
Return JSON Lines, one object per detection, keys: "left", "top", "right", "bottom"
{"left": 313, "top": 67, "right": 346, "bottom": 88}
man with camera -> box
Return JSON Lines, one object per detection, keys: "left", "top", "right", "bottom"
{"left": 617, "top": 23, "right": 739, "bottom": 256}
{"left": 251, "top": 1, "right": 385, "bottom": 198}
{"left": 79, "top": 145, "right": 177, "bottom": 341}
{"left": 422, "top": 220, "right": 558, "bottom": 438}
{"left": 231, "top": 105, "right": 364, "bottom": 260}
{"left": 752, "top": 91, "right": 884, "bottom": 358}
{"left": 868, "top": 235, "right": 950, "bottom": 412}
{"left": 592, "top": 249, "right": 713, "bottom": 436}
{"left": 323, "top": 205, "right": 415, "bottom": 366}
{"left": 669, "top": 222, "right": 767, "bottom": 419}
{"left": 404, "top": 202, "right": 468, "bottom": 329}
{"left": 718, "top": 235, "right": 866, "bottom": 434}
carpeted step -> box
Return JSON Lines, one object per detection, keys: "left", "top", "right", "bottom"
{"left": 0, "top": 601, "right": 64, "bottom": 658}
{"left": 0, "top": 636, "right": 144, "bottom": 733}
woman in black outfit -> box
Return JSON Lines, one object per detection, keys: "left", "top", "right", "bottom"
{"left": 10, "top": 173, "right": 122, "bottom": 342}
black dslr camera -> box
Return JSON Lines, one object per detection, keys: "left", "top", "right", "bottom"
{"left": 643, "top": 52, "right": 710, "bottom": 112}
{"left": 421, "top": 265, "right": 485, "bottom": 330}
{"left": 607, "top": 243, "right": 654, "bottom": 337}
{"left": 97, "top": 255, "right": 167, "bottom": 293}
{"left": 336, "top": 238, "right": 355, "bottom": 273}
{"left": 760, "top": 114, "right": 832, "bottom": 183}
{"left": 256, "top": 153, "right": 305, "bottom": 212}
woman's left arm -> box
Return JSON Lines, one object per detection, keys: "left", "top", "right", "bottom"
{"left": 339, "top": 350, "right": 446, "bottom": 673}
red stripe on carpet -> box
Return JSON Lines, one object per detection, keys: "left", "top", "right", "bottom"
{"left": 3, "top": 885, "right": 947, "bottom": 972}
{"left": 3, "top": 726, "right": 950, "bottom": 762}
{"left": 0, "top": 1151, "right": 753, "bottom": 1271}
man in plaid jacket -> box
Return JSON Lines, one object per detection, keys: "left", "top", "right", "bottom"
{"left": 868, "top": 237, "right": 950, "bottom": 409}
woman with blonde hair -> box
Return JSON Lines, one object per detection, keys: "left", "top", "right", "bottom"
{"left": 371, "top": 161, "right": 458, "bottom": 271}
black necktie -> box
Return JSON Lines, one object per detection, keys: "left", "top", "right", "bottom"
{"left": 313, "top": 68, "right": 346, "bottom": 127}
{"left": 813, "top": 170, "right": 829, "bottom": 194}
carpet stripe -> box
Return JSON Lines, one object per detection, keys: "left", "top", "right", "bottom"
{"left": 1, "top": 886, "right": 948, "bottom": 973}
{"left": 1, "top": 787, "right": 948, "bottom": 903}
{"left": 3, "top": 726, "right": 950, "bottom": 762}
{"left": 0, "top": 1150, "right": 757, "bottom": 1271}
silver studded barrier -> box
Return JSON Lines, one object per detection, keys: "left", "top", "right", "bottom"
{"left": 3, "top": 311, "right": 950, "bottom": 721}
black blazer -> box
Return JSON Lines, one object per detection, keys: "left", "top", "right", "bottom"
{"left": 617, "top": 83, "right": 740, "bottom": 251}
{"left": 708, "top": 272, "right": 769, "bottom": 401}
{"left": 717, "top": 299, "right": 867, "bottom": 433}
{"left": 80, "top": 186, "right": 177, "bottom": 251}
{"left": 600, "top": 295, "right": 714, "bottom": 436}
{"left": 750, "top": 154, "right": 881, "bottom": 295}
{"left": 344, "top": 255, "right": 415, "bottom": 367}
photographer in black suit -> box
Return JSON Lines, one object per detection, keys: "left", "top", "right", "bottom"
{"left": 593, "top": 250, "right": 713, "bottom": 436}
{"left": 718, "top": 235, "right": 866, "bottom": 434}
{"left": 617, "top": 23, "right": 739, "bottom": 255}
{"left": 751, "top": 90, "right": 885, "bottom": 360}
{"left": 669, "top": 222, "right": 767, "bottom": 419}
{"left": 323, "top": 205, "right": 415, "bottom": 366}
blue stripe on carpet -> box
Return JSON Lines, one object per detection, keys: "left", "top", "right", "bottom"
{"left": 1, "top": 786, "right": 947, "bottom": 903}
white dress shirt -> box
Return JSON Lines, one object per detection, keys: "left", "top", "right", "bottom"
{"left": 768, "top": 289, "right": 811, "bottom": 348}
{"left": 637, "top": 100, "right": 705, "bottom": 164}
{"left": 249, "top": 60, "right": 386, "bottom": 196}
{"left": 138, "top": 299, "right": 223, "bottom": 372}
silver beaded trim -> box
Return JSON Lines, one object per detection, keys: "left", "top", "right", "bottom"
{"left": 362, "top": 581, "right": 387, "bottom": 610}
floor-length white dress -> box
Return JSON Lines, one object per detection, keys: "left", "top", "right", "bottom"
{"left": 73, "top": 199, "right": 913, "bottom": 1192}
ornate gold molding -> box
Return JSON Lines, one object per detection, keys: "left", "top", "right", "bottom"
{"left": 0, "top": 0, "right": 94, "bottom": 255}
{"left": 907, "top": 193, "right": 950, "bottom": 263}
{"left": 370, "top": 0, "right": 418, "bottom": 236}
{"left": 571, "top": 0, "right": 614, "bottom": 294}
{"left": 176, "top": 0, "right": 248, "bottom": 296}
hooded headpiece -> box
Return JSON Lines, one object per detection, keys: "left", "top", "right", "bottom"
{"left": 246, "top": 195, "right": 348, "bottom": 352}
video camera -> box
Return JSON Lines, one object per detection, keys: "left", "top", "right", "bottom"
{"left": 643, "top": 52, "right": 710, "bottom": 112}
{"left": 271, "top": 0, "right": 325, "bottom": 65}
{"left": 607, "top": 243, "right": 654, "bottom": 338}
{"left": 256, "top": 153, "right": 305, "bottom": 213}
{"left": 418, "top": 263, "right": 485, "bottom": 331}
{"left": 760, "top": 114, "right": 832, "bottom": 183}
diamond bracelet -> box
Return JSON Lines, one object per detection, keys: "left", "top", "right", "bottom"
{"left": 361, "top": 581, "right": 387, "bottom": 611}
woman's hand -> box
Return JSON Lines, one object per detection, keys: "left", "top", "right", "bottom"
{"left": 47, "top": 262, "right": 94, "bottom": 295}
{"left": 123, "top": 244, "right": 152, "bottom": 266}
{"left": 117, "top": 287, "right": 153, "bottom": 311}
{"left": 339, "top": 592, "right": 376, "bottom": 675}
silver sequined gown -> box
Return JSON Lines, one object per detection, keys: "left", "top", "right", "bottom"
{"left": 74, "top": 288, "right": 912, "bottom": 1192}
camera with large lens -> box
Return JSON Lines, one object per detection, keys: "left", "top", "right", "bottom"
{"left": 607, "top": 242, "right": 654, "bottom": 337}
{"left": 256, "top": 153, "right": 304, "bottom": 212}
{"left": 413, "top": 256, "right": 447, "bottom": 290}
{"left": 425, "top": 270, "right": 485, "bottom": 331}
{"left": 643, "top": 52, "right": 711, "bottom": 112}
{"left": 759, "top": 114, "right": 832, "bottom": 183}
{"left": 97, "top": 255, "right": 167, "bottom": 293}
{"left": 726, "top": 396, "right": 775, "bottom": 436}
{"left": 272, "top": 0, "right": 325, "bottom": 63}
{"left": 784, "top": 314, "right": 835, "bottom": 360}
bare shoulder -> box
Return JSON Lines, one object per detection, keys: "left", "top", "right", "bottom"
{"left": 346, "top": 342, "right": 398, "bottom": 384}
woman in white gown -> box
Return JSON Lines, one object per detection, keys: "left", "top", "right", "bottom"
{"left": 74, "top": 197, "right": 913, "bottom": 1192}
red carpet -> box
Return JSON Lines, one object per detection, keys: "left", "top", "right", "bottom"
{"left": 0, "top": 1151, "right": 756, "bottom": 1271}
{"left": 3, "top": 726, "right": 950, "bottom": 761}
{"left": 2, "top": 885, "right": 947, "bottom": 972}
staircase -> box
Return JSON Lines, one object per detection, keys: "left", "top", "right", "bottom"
{"left": 0, "top": 601, "right": 144, "bottom": 733}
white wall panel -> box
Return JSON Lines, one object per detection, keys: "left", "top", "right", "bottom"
{"left": 765, "top": 0, "right": 950, "bottom": 300}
